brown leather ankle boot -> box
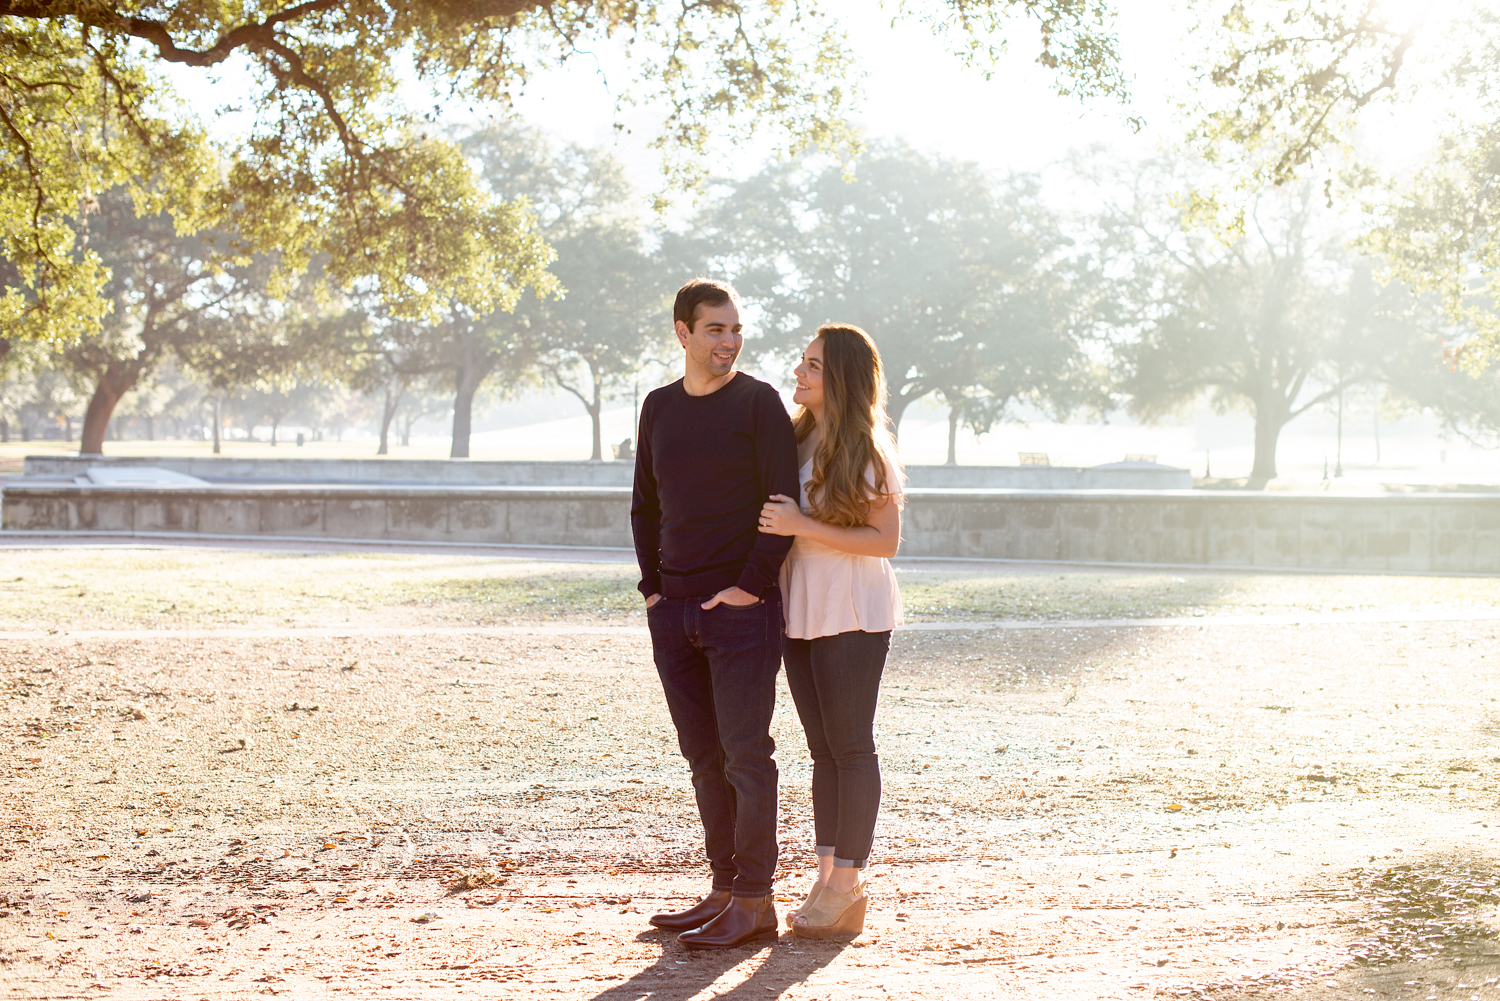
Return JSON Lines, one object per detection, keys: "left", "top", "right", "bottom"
{"left": 647, "top": 889, "right": 731, "bottom": 931}
{"left": 677, "top": 894, "right": 778, "bottom": 949}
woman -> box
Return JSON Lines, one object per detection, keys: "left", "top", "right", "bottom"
{"left": 758, "top": 323, "right": 904, "bottom": 940}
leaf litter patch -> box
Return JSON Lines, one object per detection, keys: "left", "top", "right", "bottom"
{"left": 1343, "top": 860, "right": 1500, "bottom": 966}
{"left": 1164, "top": 858, "right": 1500, "bottom": 998}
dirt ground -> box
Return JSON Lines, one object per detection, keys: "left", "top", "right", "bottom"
{"left": 4, "top": 545, "right": 1500, "bottom": 1000}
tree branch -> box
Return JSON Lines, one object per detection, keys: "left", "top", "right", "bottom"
{"left": 0, "top": 0, "right": 545, "bottom": 67}
{"left": 256, "top": 35, "right": 361, "bottom": 161}
{"left": 0, "top": 98, "right": 49, "bottom": 258}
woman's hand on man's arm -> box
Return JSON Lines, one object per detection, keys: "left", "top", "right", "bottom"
{"left": 760, "top": 494, "right": 901, "bottom": 558}
{"left": 758, "top": 494, "right": 806, "bottom": 536}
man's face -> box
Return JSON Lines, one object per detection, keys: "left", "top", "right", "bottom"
{"left": 675, "top": 300, "right": 743, "bottom": 378}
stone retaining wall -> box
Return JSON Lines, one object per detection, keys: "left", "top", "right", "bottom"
{"left": 20, "top": 455, "right": 1192, "bottom": 490}
{"left": 5, "top": 482, "right": 1497, "bottom": 572}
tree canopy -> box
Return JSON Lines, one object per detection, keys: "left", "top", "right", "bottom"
{"left": 1184, "top": 1, "right": 1500, "bottom": 366}
{"left": 691, "top": 143, "right": 1101, "bottom": 441}
{"left": 1109, "top": 169, "right": 1449, "bottom": 489}
{"left": 0, "top": 0, "right": 1128, "bottom": 347}
{"left": 464, "top": 122, "right": 666, "bottom": 461}
{"left": 57, "top": 187, "right": 292, "bottom": 454}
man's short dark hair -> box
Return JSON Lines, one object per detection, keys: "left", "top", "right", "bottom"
{"left": 674, "top": 278, "right": 738, "bottom": 332}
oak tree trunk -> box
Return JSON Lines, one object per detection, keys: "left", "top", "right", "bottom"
{"left": 1246, "top": 404, "right": 1289, "bottom": 490}
{"left": 588, "top": 378, "right": 603, "bottom": 461}
{"left": 450, "top": 368, "right": 481, "bottom": 459}
{"left": 79, "top": 366, "right": 141, "bottom": 455}
{"left": 886, "top": 387, "right": 926, "bottom": 443}
{"left": 377, "top": 382, "right": 401, "bottom": 455}
{"left": 946, "top": 403, "right": 961, "bottom": 465}
{"left": 449, "top": 327, "right": 496, "bottom": 459}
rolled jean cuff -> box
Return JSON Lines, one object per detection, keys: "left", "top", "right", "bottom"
{"left": 815, "top": 845, "right": 836, "bottom": 858}
{"left": 834, "top": 856, "right": 868, "bottom": 870}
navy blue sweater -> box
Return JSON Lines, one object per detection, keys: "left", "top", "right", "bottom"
{"left": 631, "top": 373, "right": 800, "bottom": 599}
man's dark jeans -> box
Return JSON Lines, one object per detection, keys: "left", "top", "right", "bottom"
{"left": 646, "top": 592, "right": 782, "bottom": 898}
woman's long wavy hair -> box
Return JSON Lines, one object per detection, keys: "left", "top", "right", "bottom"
{"left": 793, "top": 324, "right": 904, "bottom": 528}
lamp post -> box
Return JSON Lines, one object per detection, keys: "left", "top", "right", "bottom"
{"left": 1335, "top": 383, "right": 1344, "bottom": 478}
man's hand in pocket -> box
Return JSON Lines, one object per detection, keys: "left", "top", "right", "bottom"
{"left": 701, "top": 587, "right": 758, "bottom": 610}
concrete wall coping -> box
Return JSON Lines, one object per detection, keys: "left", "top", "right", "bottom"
{"left": 18, "top": 454, "right": 1193, "bottom": 490}
{"left": 1, "top": 482, "right": 635, "bottom": 500}
{"left": 5, "top": 480, "right": 1500, "bottom": 505}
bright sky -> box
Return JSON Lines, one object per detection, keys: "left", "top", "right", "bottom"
{"left": 160, "top": 0, "right": 1458, "bottom": 205}
{"left": 160, "top": 2, "right": 1184, "bottom": 196}
{"left": 502, "top": 0, "right": 1184, "bottom": 190}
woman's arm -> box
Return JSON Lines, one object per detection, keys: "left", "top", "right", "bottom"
{"left": 758, "top": 493, "right": 901, "bottom": 558}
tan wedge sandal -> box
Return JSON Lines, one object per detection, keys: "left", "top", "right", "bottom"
{"left": 786, "top": 880, "right": 825, "bottom": 927}
{"left": 790, "top": 880, "right": 867, "bottom": 940}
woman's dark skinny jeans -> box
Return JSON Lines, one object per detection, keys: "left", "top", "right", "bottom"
{"left": 783, "top": 629, "right": 891, "bottom": 870}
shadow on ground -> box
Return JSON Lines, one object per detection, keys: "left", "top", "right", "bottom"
{"left": 589, "top": 930, "right": 846, "bottom": 1000}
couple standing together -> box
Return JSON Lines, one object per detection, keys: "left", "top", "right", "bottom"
{"left": 631, "top": 278, "right": 905, "bottom": 950}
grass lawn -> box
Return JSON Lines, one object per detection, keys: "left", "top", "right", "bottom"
{"left": 1, "top": 547, "right": 1495, "bottom": 631}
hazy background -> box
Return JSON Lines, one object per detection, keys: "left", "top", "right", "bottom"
{"left": 140, "top": 0, "right": 1492, "bottom": 486}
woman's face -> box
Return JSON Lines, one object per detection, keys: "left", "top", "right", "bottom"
{"left": 792, "top": 338, "right": 825, "bottom": 412}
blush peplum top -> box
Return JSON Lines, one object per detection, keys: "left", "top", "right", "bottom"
{"left": 779, "top": 455, "right": 906, "bottom": 640}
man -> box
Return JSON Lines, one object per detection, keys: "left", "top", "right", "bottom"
{"left": 631, "top": 278, "right": 800, "bottom": 949}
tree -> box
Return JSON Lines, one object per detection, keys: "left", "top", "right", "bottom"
{"left": 229, "top": 377, "right": 337, "bottom": 445}
{"left": 114, "top": 356, "right": 206, "bottom": 440}
{"left": 691, "top": 143, "right": 1099, "bottom": 440}
{"left": 355, "top": 323, "right": 433, "bottom": 456}
{"left": 464, "top": 123, "right": 665, "bottom": 461}
{"left": 1185, "top": 0, "right": 1424, "bottom": 192}
{"left": 1383, "top": 327, "right": 1500, "bottom": 451}
{"left": 436, "top": 308, "right": 540, "bottom": 459}
{"left": 299, "top": 302, "right": 418, "bottom": 454}
{"left": 13, "top": 364, "right": 82, "bottom": 441}
{"left": 1182, "top": 2, "right": 1500, "bottom": 365}
{"left": 393, "top": 380, "right": 449, "bottom": 449}
{"left": 55, "top": 188, "right": 286, "bottom": 454}
{"left": 1114, "top": 179, "right": 1447, "bottom": 488}
{"left": 340, "top": 294, "right": 532, "bottom": 460}
{"left": 0, "top": 336, "right": 43, "bottom": 442}
{"left": 0, "top": 2, "right": 1126, "bottom": 346}
{"left": 1364, "top": 120, "right": 1500, "bottom": 371}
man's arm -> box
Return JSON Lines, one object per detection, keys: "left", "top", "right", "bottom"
{"left": 734, "top": 385, "right": 800, "bottom": 597}
{"left": 630, "top": 399, "right": 662, "bottom": 602}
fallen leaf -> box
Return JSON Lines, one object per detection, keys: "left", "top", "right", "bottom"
{"left": 448, "top": 867, "right": 502, "bottom": 891}
{"left": 1165, "top": 804, "right": 1183, "bottom": 812}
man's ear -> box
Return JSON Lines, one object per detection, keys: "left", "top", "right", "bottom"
{"left": 674, "top": 320, "right": 691, "bottom": 349}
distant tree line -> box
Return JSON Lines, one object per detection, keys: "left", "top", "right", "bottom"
{"left": 3, "top": 127, "right": 1498, "bottom": 484}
